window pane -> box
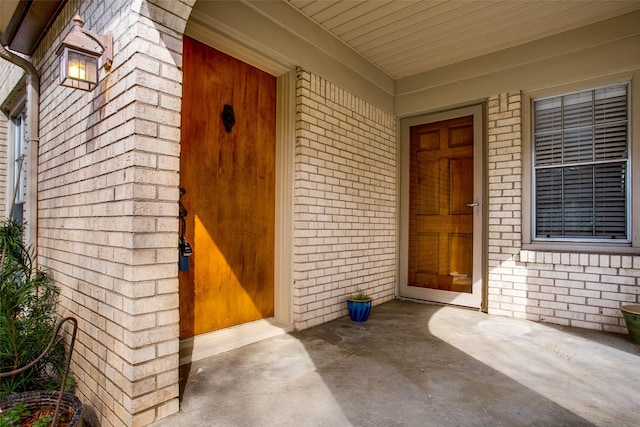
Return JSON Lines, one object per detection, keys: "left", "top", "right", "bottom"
{"left": 595, "top": 85, "right": 627, "bottom": 124}
{"left": 595, "top": 123, "right": 627, "bottom": 160}
{"left": 563, "top": 128, "right": 593, "bottom": 163}
{"left": 534, "top": 97, "right": 562, "bottom": 132}
{"left": 535, "top": 168, "right": 563, "bottom": 237}
{"left": 594, "top": 163, "right": 626, "bottom": 238}
{"left": 535, "top": 132, "right": 562, "bottom": 165}
{"left": 563, "top": 91, "right": 592, "bottom": 129}
{"left": 535, "top": 164, "right": 627, "bottom": 239}
{"left": 563, "top": 166, "right": 593, "bottom": 236}
{"left": 12, "top": 112, "right": 25, "bottom": 205}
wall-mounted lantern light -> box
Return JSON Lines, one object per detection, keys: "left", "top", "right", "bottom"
{"left": 57, "top": 15, "right": 112, "bottom": 91}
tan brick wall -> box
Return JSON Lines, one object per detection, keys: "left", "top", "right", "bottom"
{"left": 30, "top": 0, "right": 194, "bottom": 425}
{"left": 486, "top": 92, "right": 639, "bottom": 333}
{"left": 293, "top": 68, "right": 397, "bottom": 330}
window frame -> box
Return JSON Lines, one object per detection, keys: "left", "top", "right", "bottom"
{"left": 522, "top": 72, "right": 640, "bottom": 254}
{"left": 5, "top": 97, "right": 27, "bottom": 224}
{"left": 532, "top": 83, "right": 630, "bottom": 243}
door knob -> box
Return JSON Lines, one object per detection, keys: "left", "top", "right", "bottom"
{"left": 467, "top": 202, "right": 479, "bottom": 207}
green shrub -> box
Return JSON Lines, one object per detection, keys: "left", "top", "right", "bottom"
{"left": 0, "top": 219, "right": 70, "bottom": 398}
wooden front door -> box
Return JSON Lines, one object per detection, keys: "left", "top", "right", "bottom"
{"left": 401, "top": 110, "right": 482, "bottom": 308}
{"left": 179, "top": 36, "right": 276, "bottom": 338}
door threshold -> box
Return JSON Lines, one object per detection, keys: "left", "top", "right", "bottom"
{"left": 397, "top": 296, "right": 481, "bottom": 311}
{"left": 179, "top": 318, "right": 293, "bottom": 365}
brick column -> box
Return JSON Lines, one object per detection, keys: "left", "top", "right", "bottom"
{"left": 34, "top": 0, "right": 195, "bottom": 425}
{"left": 486, "top": 92, "right": 528, "bottom": 318}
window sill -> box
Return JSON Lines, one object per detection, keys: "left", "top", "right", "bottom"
{"left": 522, "top": 242, "right": 640, "bottom": 255}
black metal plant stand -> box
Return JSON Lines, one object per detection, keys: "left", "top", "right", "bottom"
{"left": 0, "top": 316, "right": 79, "bottom": 427}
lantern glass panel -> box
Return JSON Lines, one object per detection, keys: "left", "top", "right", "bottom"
{"left": 59, "top": 48, "right": 99, "bottom": 91}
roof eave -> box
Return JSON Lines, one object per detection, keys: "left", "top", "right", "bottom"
{"left": 0, "top": 0, "right": 66, "bottom": 55}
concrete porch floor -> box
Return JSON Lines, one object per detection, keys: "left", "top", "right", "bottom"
{"left": 151, "top": 300, "right": 640, "bottom": 427}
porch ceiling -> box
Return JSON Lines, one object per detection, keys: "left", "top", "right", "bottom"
{"left": 286, "top": 0, "right": 640, "bottom": 80}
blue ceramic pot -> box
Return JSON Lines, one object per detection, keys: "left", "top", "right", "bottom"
{"left": 347, "top": 299, "right": 372, "bottom": 322}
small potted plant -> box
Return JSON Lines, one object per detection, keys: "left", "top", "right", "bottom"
{"left": 620, "top": 304, "right": 640, "bottom": 345}
{"left": 346, "top": 289, "right": 373, "bottom": 322}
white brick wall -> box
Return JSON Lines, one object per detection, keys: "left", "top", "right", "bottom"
{"left": 518, "top": 251, "right": 640, "bottom": 332}
{"left": 293, "top": 68, "right": 397, "bottom": 330}
{"left": 487, "top": 92, "right": 639, "bottom": 333}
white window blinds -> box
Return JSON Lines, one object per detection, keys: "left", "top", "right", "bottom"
{"left": 533, "top": 84, "right": 629, "bottom": 240}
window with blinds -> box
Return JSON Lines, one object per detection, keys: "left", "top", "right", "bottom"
{"left": 11, "top": 110, "right": 26, "bottom": 224}
{"left": 533, "top": 84, "right": 629, "bottom": 241}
